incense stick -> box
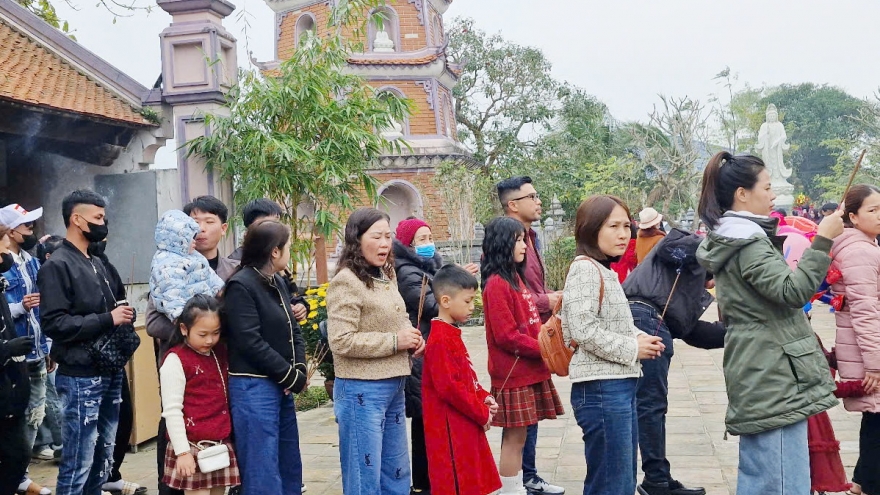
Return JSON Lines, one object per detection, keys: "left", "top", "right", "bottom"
{"left": 416, "top": 274, "right": 428, "bottom": 324}
{"left": 840, "top": 149, "right": 867, "bottom": 207}
{"left": 306, "top": 342, "right": 331, "bottom": 381}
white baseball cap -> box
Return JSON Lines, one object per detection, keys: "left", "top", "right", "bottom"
{"left": 0, "top": 204, "right": 43, "bottom": 229}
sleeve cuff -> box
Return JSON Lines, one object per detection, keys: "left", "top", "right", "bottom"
{"left": 99, "top": 312, "right": 115, "bottom": 331}
{"left": 811, "top": 235, "right": 833, "bottom": 253}
{"left": 10, "top": 302, "right": 25, "bottom": 319}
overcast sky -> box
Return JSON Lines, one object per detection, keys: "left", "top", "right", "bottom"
{"left": 55, "top": 0, "right": 880, "bottom": 123}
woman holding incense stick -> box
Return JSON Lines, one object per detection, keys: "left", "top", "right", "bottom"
{"left": 832, "top": 184, "right": 880, "bottom": 495}
{"left": 327, "top": 208, "right": 425, "bottom": 495}
{"left": 224, "top": 218, "right": 308, "bottom": 495}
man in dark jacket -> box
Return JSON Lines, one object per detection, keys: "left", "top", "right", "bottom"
{"left": 38, "top": 190, "right": 135, "bottom": 495}
{"left": 623, "top": 229, "right": 726, "bottom": 495}
{"left": 1, "top": 228, "right": 35, "bottom": 495}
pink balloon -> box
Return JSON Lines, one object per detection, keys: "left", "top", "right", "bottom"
{"left": 780, "top": 231, "right": 812, "bottom": 271}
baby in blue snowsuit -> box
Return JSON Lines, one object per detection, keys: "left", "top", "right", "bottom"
{"left": 149, "top": 210, "right": 224, "bottom": 320}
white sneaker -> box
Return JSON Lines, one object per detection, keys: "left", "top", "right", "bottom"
{"left": 523, "top": 474, "right": 565, "bottom": 494}
{"left": 302, "top": 483, "right": 307, "bottom": 493}
{"left": 33, "top": 447, "right": 55, "bottom": 460}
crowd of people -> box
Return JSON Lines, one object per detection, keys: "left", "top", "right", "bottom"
{"left": 0, "top": 148, "right": 879, "bottom": 495}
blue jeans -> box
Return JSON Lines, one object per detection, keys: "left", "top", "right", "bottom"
{"left": 229, "top": 376, "right": 302, "bottom": 495}
{"left": 334, "top": 376, "right": 410, "bottom": 495}
{"left": 55, "top": 371, "right": 123, "bottom": 495}
{"left": 35, "top": 368, "right": 63, "bottom": 451}
{"left": 631, "top": 302, "right": 675, "bottom": 484}
{"left": 24, "top": 360, "right": 48, "bottom": 451}
{"left": 737, "top": 420, "right": 809, "bottom": 495}
{"left": 571, "top": 378, "right": 638, "bottom": 495}
{"left": 522, "top": 423, "right": 538, "bottom": 481}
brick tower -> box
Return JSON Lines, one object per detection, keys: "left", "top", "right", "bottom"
{"left": 261, "top": 0, "right": 470, "bottom": 238}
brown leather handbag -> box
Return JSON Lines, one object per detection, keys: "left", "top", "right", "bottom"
{"left": 539, "top": 257, "right": 604, "bottom": 376}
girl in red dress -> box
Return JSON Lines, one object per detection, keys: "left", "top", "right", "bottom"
{"left": 422, "top": 265, "right": 502, "bottom": 495}
{"left": 481, "top": 217, "right": 565, "bottom": 494}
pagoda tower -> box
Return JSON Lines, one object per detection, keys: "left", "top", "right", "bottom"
{"left": 261, "top": 0, "right": 470, "bottom": 237}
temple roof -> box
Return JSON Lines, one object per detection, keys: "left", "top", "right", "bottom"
{"left": 0, "top": 0, "right": 153, "bottom": 127}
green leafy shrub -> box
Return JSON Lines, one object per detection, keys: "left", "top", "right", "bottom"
{"left": 294, "top": 386, "right": 330, "bottom": 412}
{"left": 543, "top": 236, "right": 576, "bottom": 291}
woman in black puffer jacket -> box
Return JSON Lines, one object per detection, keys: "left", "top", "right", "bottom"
{"left": 393, "top": 218, "right": 442, "bottom": 495}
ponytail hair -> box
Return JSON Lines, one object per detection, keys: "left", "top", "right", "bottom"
{"left": 698, "top": 151, "right": 766, "bottom": 230}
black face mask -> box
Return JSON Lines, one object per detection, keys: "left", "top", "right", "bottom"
{"left": 0, "top": 253, "right": 14, "bottom": 272}
{"left": 82, "top": 221, "right": 108, "bottom": 243}
{"left": 18, "top": 233, "right": 38, "bottom": 251}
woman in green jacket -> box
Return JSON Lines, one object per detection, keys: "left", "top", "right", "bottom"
{"left": 696, "top": 151, "right": 844, "bottom": 495}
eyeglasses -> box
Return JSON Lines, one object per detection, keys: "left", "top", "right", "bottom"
{"left": 510, "top": 193, "right": 540, "bottom": 202}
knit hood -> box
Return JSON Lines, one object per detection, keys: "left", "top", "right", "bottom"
{"left": 155, "top": 210, "right": 199, "bottom": 256}
{"left": 698, "top": 212, "right": 779, "bottom": 274}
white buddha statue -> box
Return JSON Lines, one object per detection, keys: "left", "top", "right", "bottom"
{"left": 373, "top": 28, "right": 395, "bottom": 53}
{"left": 756, "top": 103, "right": 794, "bottom": 208}
{"left": 380, "top": 119, "right": 403, "bottom": 140}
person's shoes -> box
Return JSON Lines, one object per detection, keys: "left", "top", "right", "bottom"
{"left": 410, "top": 488, "right": 429, "bottom": 495}
{"left": 102, "top": 480, "right": 148, "bottom": 495}
{"left": 668, "top": 479, "right": 706, "bottom": 495}
{"left": 33, "top": 447, "right": 56, "bottom": 460}
{"left": 637, "top": 480, "right": 670, "bottom": 495}
{"left": 302, "top": 483, "right": 308, "bottom": 493}
{"left": 17, "top": 479, "right": 51, "bottom": 495}
{"left": 523, "top": 474, "right": 565, "bottom": 494}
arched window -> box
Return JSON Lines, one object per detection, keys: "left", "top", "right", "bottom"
{"left": 377, "top": 88, "right": 409, "bottom": 139}
{"left": 377, "top": 180, "right": 424, "bottom": 230}
{"left": 368, "top": 7, "right": 400, "bottom": 52}
{"left": 295, "top": 13, "right": 316, "bottom": 47}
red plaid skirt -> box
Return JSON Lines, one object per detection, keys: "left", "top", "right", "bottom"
{"left": 162, "top": 440, "right": 241, "bottom": 490}
{"left": 490, "top": 379, "right": 564, "bottom": 428}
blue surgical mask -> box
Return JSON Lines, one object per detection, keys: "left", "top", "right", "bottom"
{"left": 414, "top": 243, "right": 436, "bottom": 259}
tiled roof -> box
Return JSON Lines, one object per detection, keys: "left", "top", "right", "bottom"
{"left": 0, "top": 19, "right": 152, "bottom": 126}
{"left": 348, "top": 52, "right": 442, "bottom": 66}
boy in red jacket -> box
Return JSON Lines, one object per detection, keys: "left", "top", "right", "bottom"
{"left": 422, "top": 265, "right": 502, "bottom": 495}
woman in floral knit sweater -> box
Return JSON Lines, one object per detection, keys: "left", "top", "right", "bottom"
{"left": 481, "top": 216, "right": 564, "bottom": 494}
{"left": 561, "top": 196, "right": 664, "bottom": 495}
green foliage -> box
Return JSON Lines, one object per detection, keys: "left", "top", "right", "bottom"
{"left": 186, "top": 0, "right": 412, "bottom": 276}
{"left": 432, "top": 160, "right": 498, "bottom": 227}
{"left": 448, "top": 17, "right": 562, "bottom": 173}
{"left": 762, "top": 84, "right": 869, "bottom": 196}
{"left": 543, "top": 236, "right": 576, "bottom": 291}
{"left": 294, "top": 386, "right": 330, "bottom": 412}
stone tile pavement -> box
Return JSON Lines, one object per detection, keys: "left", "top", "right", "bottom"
{"left": 30, "top": 306, "right": 862, "bottom": 494}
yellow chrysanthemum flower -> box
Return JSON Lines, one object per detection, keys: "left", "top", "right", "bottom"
{"left": 309, "top": 300, "right": 319, "bottom": 310}
{"left": 308, "top": 311, "right": 318, "bottom": 319}
{"left": 306, "top": 289, "right": 318, "bottom": 295}
{"left": 319, "top": 301, "right": 326, "bottom": 307}
{"left": 312, "top": 323, "right": 319, "bottom": 330}
{"left": 298, "top": 320, "right": 307, "bottom": 325}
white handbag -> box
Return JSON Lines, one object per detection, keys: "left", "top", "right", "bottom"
{"left": 192, "top": 441, "right": 230, "bottom": 473}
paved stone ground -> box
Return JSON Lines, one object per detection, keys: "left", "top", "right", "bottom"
{"left": 30, "top": 306, "right": 862, "bottom": 494}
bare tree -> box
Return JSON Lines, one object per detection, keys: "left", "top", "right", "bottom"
{"left": 629, "top": 95, "right": 711, "bottom": 219}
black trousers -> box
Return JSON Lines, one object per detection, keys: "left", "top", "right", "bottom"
{"left": 0, "top": 416, "right": 29, "bottom": 495}
{"left": 108, "top": 370, "right": 133, "bottom": 483}
{"left": 854, "top": 411, "right": 880, "bottom": 495}
{"left": 411, "top": 415, "right": 430, "bottom": 490}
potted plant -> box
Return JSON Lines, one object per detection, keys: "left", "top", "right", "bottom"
{"left": 298, "top": 284, "right": 335, "bottom": 397}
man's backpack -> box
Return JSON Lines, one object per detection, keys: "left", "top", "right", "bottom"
{"left": 538, "top": 256, "right": 604, "bottom": 376}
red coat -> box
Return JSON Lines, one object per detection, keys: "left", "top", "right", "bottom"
{"left": 422, "top": 319, "right": 501, "bottom": 495}
{"left": 482, "top": 275, "right": 550, "bottom": 389}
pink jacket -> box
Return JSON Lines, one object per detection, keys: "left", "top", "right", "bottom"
{"left": 831, "top": 228, "right": 880, "bottom": 412}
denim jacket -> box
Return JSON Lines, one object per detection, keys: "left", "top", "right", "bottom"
{"left": 3, "top": 251, "right": 47, "bottom": 361}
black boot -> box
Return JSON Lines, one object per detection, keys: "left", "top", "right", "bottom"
{"left": 637, "top": 480, "right": 670, "bottom": 495}
{"left": 668, "top": 479, "right": 706, "bottom": 495}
